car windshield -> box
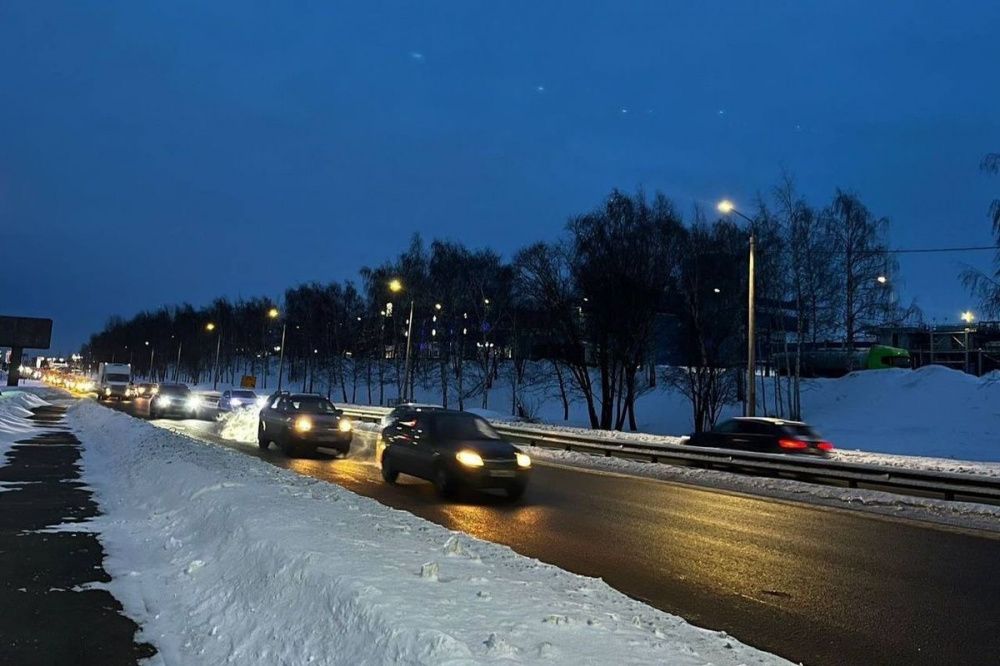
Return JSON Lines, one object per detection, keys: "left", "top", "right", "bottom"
{"left": 232, "top": 390, "right": 257, "bottom": 399}
{"left": 433, "top": 414, "right": 501, "bottom": 441}
{"left": 159, "top": 385, "right": 190, "bottom": 395}
{"left": 289, "top": 397, "right": 338, "bottom": 414}
{"left": 105, "top": 374, "right": 130, "bottom": 382}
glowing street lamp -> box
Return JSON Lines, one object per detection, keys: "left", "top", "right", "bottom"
{"left": 268, "top": 309, "right": 288, "bottom": 391}
{"left": 961, "top": 311, "right": 975, "bottom": 324}
{"left": 206, "top": 322, "right": 221, "bottom": 390}
{"left": 877, "top": 275, "right": 888, "bottom": 285}
{"left": 718, "top": 198, "right": 757, "bottom": 416}
{"left": 389, "top": 278, "right": 415, "bottom": 401}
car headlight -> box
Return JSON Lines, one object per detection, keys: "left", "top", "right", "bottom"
{"left": 294, "top": 416, "right": 313, "bottom": 432}
{"left": 186, "top": 396, "right": 201, "bottom": 410}
{"left": 338, "top": 419, "right": 353, "bottom": 432}
{"left": 515, "top": 452, "right": 531, "bottom": 469}
{"left": 455, "top": 450, "right": 484, "bottom": 467}
{"left": 157, "top": 395, "right": 172, "bottom": 406}
{"left": 104, "top": 388, "right": 111, "bottom": 395}
{"left": 230, "top": 398, "right": 242, "bottom": 407}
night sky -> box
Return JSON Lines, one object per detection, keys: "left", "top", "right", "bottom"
{"left": 2, "top": 1, "right": 999, "bottom": 353}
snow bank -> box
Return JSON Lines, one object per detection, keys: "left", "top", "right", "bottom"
{"left": 0, "top": 390, "right": 50, "bottom": 458}
{"left": 71, "top": 402, "right": 785, "bottom": 665}
{"left": 216, "top": 407, "right": 260, "bottom": 443}
{"left": 800, "top": 366, "right": 1000, "bottom": 461}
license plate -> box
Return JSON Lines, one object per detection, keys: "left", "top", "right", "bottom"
{"left": 489, "top": 470, "right": 516, "bottom": 478}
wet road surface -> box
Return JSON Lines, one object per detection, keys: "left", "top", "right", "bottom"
{"left": 106, "top": 400, "right": 1000, "bottom": 666}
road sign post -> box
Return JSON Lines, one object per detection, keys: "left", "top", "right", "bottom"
{"left": 0, "top": 316, "right": 53, "bottom": 387}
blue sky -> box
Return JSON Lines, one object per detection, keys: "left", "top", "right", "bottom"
{"left": 2, "top": 1, "right": 998, "bottom": 352}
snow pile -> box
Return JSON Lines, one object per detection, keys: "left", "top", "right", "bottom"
{"left": 216, "top": 407, "right": 261, "bottom": 443}
{"left": 71, "top": 401, "right": 786, "bottom": 666}
{"left": 800, "top": 366, "right": 1000, "bottom": 461}
{"left": 0, "top": 390, "right": 50, "bottom": 456}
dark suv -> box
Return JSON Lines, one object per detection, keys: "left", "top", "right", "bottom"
{"left": 145, "top": 383, "right": 201, "bottom": 419}
{"left": 379, "top": 407, "right": 531, "bottom": 499}
{"left": 686, "top": 417, "right": 834, "bottom": 456}
{"left": 258, "top": 392, "right": 353, "bottom": 457}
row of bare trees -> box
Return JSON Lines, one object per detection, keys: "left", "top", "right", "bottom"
{"left": 83, "top": 181, "right": 913, "bottom": 431}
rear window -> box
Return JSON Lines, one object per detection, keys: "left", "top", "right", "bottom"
{"left": 784, "top": 424, "right": 821, "bottom": 439}
{"left": 433, "top": 414, "right": 500, "bottom": 441}
{"left": 105, "top": 373, "right": 130, "bottom": 382}
{"left": 289, "top": 397, "right": 339, "bottom": 414}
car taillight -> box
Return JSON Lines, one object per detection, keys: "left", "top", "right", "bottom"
{"left": 817, "top": 441, "right": 834, "bottom": 452}
{"left": 778, "top": 438, "right": 808, "bottom": 450}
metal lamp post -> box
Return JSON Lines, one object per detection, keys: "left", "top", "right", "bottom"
{"left": 206, "top": 322, "right": 221, "bottom": 390}
{"left": 389, "top": 278, "right": 415, "bottom": 403}
{"left": 718, "top": 199, "right": 757, "bottom": 417}
{"left": 269, "top": 308, "right": 287, "bottom": 392}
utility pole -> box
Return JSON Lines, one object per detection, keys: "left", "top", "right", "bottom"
{"left": 212, "top": 332, "right": 221, "bottom": 390}
{"left": 747, "top": 233, "right": 756, "bottom": 417}
{"left": 174, "top": 341, "right": 182, "bottom": 382}
{"left": 277, "top": 322, "right": 287, "bottom": 391}
{"left": 402, "top": 299, "right": 415, "bottom": 402}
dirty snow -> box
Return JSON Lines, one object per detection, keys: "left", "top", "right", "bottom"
{"left": 71, "top": 401, "right": 786, "bottom": 665}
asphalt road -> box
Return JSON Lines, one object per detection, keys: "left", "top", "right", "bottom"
{"left": 106, "top": 400, "right": 1000, "bottom": 666}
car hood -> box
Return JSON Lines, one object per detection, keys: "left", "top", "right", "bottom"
{"left": 448, "top": 439, "right": 518, "bottom": 459}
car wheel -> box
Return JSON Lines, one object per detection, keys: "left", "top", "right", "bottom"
{"left": 381, "top": 455, "right": 399, "bottom": 484}
{"left": 281, "top": 440, "right": 299, "bottom": 458}
{"left": 433, "top": 466, "right": 457, "bottom": 498}
{"left": 257, "top": 423, "right": 269, "bottom": 450}
{"left": 506, "top": 483, "right": 527, "bottom": 501}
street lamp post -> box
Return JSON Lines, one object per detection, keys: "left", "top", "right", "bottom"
{"left": 718, "top": 199, "right": 757, "bottom": 417}
{"left": 269, "top": 308, "right": 287, "bottom": 392}
{"left": 145, "top": 341, "right": 155, "bottom": 381}
{"left": 174, "top": 340, "right": 182, "bottom": 382}
{"left": 206, "top": 322, "right": 221, "bottom": 390}
{"left": 961, "top": 311, "right": 976, "bottom": 374}
{"left": 389, "top": 279, "right": 416, "bottom": 403}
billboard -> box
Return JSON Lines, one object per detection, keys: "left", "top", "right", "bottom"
{"left": 0, "top": 316, "right": 53, "bottom": 349}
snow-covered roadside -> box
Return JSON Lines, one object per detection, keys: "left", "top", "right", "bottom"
{"left": 0, "top": 389, "right": 52, "bottom": 460}
{"left": 522, "top": 447, "right": 1000, "bottom": 533}
{"left": 71, "top": 401, "right": 787, "bottom": 666}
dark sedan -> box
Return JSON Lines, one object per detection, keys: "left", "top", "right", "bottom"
{"left": 218, "top": 389, "right": 262, "bottom": 412}
{"left": 258, "top": 393, "right": 353, "bottom": 457}
{"left": 686, "top": 417, "right": 834, "bottom": 456}
{"left": 143, "top": 383, "right": 202, "bottom": 419}
{"left": 378, "top": 408, "right": 531, "bottom": 499}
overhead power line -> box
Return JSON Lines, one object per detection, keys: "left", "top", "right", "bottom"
{"left": 884, "top": 245, "right": 999, "bottom": 255}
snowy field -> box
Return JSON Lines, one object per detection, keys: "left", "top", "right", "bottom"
{"left": 68, "top": 400, "right": 786, "bottom": 665}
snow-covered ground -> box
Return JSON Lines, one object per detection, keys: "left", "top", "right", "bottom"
{"left": 0, "top": 388, "right": 52, "bottom": 459}
{"left": 70, "top": 401, "right": 786, "bottom": 665}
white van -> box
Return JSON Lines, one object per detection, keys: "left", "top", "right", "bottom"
{"left": 97, "top": 362, "right": 131, "bottom": 401}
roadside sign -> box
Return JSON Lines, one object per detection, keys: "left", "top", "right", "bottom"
{"left": 0, "top": 316, "right": 52, "bottom": 349}
{"left": 240, "top": 375, "right": 257, "bottom": 388}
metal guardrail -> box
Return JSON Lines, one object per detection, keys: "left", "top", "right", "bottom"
{"left": 337, "top": 405, "right": 1000, "bottom": 504}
